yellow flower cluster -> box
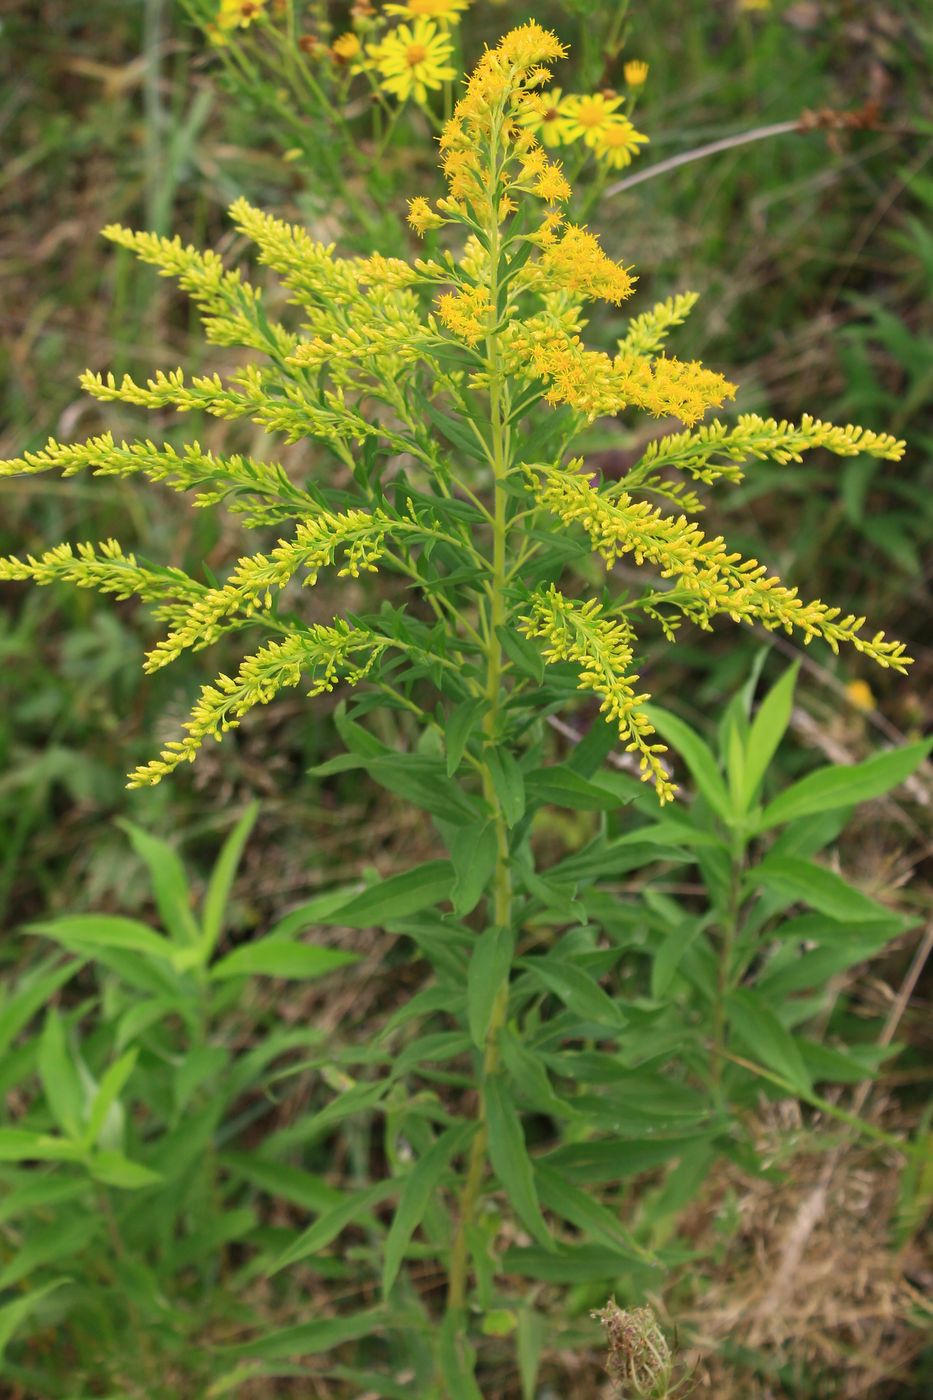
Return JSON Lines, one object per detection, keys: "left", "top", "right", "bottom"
{"left": 436, "top": 286, "right": 494, "bottom": 345}
{"left": 529, "top": 462, "right": 913, "bottom": 672}
{"left": 142, "top": 510, "right": 392, "bottom": 674}
{"left": 506, "top": 322, "right": 736, "bottom": 426}
{"left": 520, "top": 587, "right": 676, "bottom": 804}
{"left": 127, "top": 627, "right": 384, "bottom": 789}
{"left": 538, "top": 225, "right": 635, "bottom": 304}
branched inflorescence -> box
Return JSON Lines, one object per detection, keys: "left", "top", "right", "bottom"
{"left": 0, "top": 22, "right": 911, "bottom": 799}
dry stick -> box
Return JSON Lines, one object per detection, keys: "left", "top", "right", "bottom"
{"left": 748, "top": 919, "right": 933, "bottom": 1341}
{"left": 604, "top": 120, "right": 800, "bottom": 198}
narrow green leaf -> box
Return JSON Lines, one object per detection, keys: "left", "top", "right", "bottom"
{"left": 382, "top": 1122, "right": 473, "bottom": 1296}
{"left": 467, "top": 927, "right": 513, "bottom": 1048}
{"left": 438, "top": 1309, "right": 484, "bottom": 1400}
{"left": 523, "top": 958, "right": 625, "bottom": 1029}
{"left": 755, "top": 854, "right": 896, "bottom": 923}
{"left": 445, "top": 698, "right": 486, "bottom": 777}
{"left": 543, "top": 1133, "right": 712, "bottom": 1183}
{"left": 0, "top": 1215, "right": 97, "bottom": 1290}
{"left": 535, "top": 1163, "right": 651, "bottom": 1260}
{"left": 270, "top": 1179, "right": 398, "bottom": 1274}
{"left": 516, "top": 1308, "right": 548, "bottom": 1400}
{"left": 503, "top": 1242, "right": 659, "bottom": 1284}
{"left": 485, "top": 1075, "right": 552, "bottom": 1248}
{"left": 210, "top": 940, "right": 357, "bottom": 981}
{"left": 27, "top": 914, "right": 174, "bottom": 962}
{"left": 0, "top": 1129, "right": 84, "bottom": 1163}
{"left": 0, "top": 1174, "right": 88, "bottom": 1226}
{"left": 0, "top": 1281, "right": 66, "bottom": 1363}
{"left": 322, "top": 860, "right": 455, "bottom": 929}
{"left": 87, "top": 1150, "right": 163, "bottom": 1190}
{"left": 500, "top": 1029, "right": 574, "bottom": 1120}
{"left": 644, "top": 705, "right": 732, "bottom": 821}
{"left": 741, "top": 664, "right": 798, "bottom": 808}
{"left": 485, "top": 747, "right": 526, "bottom": 827}
{"left": 220, "top": 1309, "right": 388, "bottom": 1360}
{"left": 526, "top": 764, "right": 637, "bottom": 812}
{"left": 448, "top": 821, "right": 498, "bottom": 918}
{"left": 369, "top": 756, "right": 480, "bottom": 825}
{"left": 497, "top": 624, "right": 544, "bottom": 682}
{"left": 200, "top": 801, "right": 260, "bottom": 959}
{"left": 726, "top": 988, "right": 813, "bottom": 1097}
{"left": 221, "top": 1153, "right": 342, "bottom": 1212}
{"left": 83, "top": 1047, "right": 137, "bottom": 1149}
{"left": 0, "top": 960, "right": 80, "bottom": 1058}
{"left": 37, "top": 1011, "right": 83, "bottom": 1140}
{"left": 758, "top": 738, "right": 933, "bottom": 830}
{"left": 262, "top": 887, "right": 365, "bottom": 941}
{"left": 117, "top": 820, "right": 199, "bottom": 945}
{"left": 651, "top": 916, "right": 705, "bottom": 998}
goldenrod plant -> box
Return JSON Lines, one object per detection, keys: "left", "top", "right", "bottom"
{"left": 1, "top": 22, "right": 928, "bottom": 1396}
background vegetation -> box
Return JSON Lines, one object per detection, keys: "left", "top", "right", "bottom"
{"left": 1, "top": 1, "right": 930, "bottom": 1395}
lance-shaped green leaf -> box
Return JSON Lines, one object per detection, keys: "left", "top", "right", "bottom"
{"left": 757, "top": 737, "right": 932, "bottom": 830}
{"left": 210, "top": 940, "right": 357, "bottom": 981}
{"left": 467, "top": 926, "right": 514, "bottom": 1048}
{"left": 755, "top": 854, "right": 898, "bottom": 924}
{"left": 200, "top": 800, "right": 260, "bottom": 959}
{"left": 117, "top": 819, "right": 200, "bottom": 945}
{"left": 270, "top": 1179, "right": 398, "bottom": 1274}
{"left": 726, "top": 988, "right": 813, "bottom": 1098}
{"left": 382, "top": 1122, "right": 474, "bottom": 1296}
{"left": 485, "top": 1074, "right": 553, "bottom": 1249}
{"left": 741, "top": 662, "right": 798, "bottom": 809}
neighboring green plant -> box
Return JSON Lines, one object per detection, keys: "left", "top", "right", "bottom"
{"left": 1, "top": 20, "right": 928, "bottom": 1396}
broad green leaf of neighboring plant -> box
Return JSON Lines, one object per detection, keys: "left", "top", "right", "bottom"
{"left": 757, "top": 737, "right": 932, "bottom": 830}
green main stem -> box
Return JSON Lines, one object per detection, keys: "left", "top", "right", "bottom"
{"left": 446, "top": 129, "right": 513, "bottom": 1316}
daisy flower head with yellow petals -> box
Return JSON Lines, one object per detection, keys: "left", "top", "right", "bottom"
{"left": 558, "top": 91, "right": 625, "bottom": 147}
{"left": 592, "top": 116, "right": 649, "bottom": 170}
{"left": 374, "top": 18, "right": 456, "bottom": 106}
{"left": 383, "top": 0, "right": 471, "bottom": 26}
{"left": 519, "top": 88, "right": 568, "bottom": 148}
{"left": 215, "top": 0, "right": 267, "bottom": 33}
{"left": 331, "top": 31, "right": 368, "bottom": 73}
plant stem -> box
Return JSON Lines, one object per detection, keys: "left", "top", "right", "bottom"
{"left": 711, "top": 842, "right": 744, "bottom": 1093}
{"left": 446, "top": 123, "right": 514, "bottom": 1317}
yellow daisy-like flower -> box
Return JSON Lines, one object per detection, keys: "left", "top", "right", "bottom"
{"left": 592, "top": 117, "right": 650, "bottom": 170}
{"left": 557, "top": 91, "right": 625, "bottom": 146}
{"left": 331, "top": 32, "right": 367, "bottom": 73}
{"left": 374, "top": 18, "right": 456, "bottom": 106}
{"left": 383, "top": 0, "right": 471, "bottom": 25}
{"left": 519, "top": 87, "right": 567, "bottom": 148}
{"left": 215, "top": 0, "right": 267, "bottom": 32}
{"left": 624, "top": 59, "right": 649, "bottom": 87}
